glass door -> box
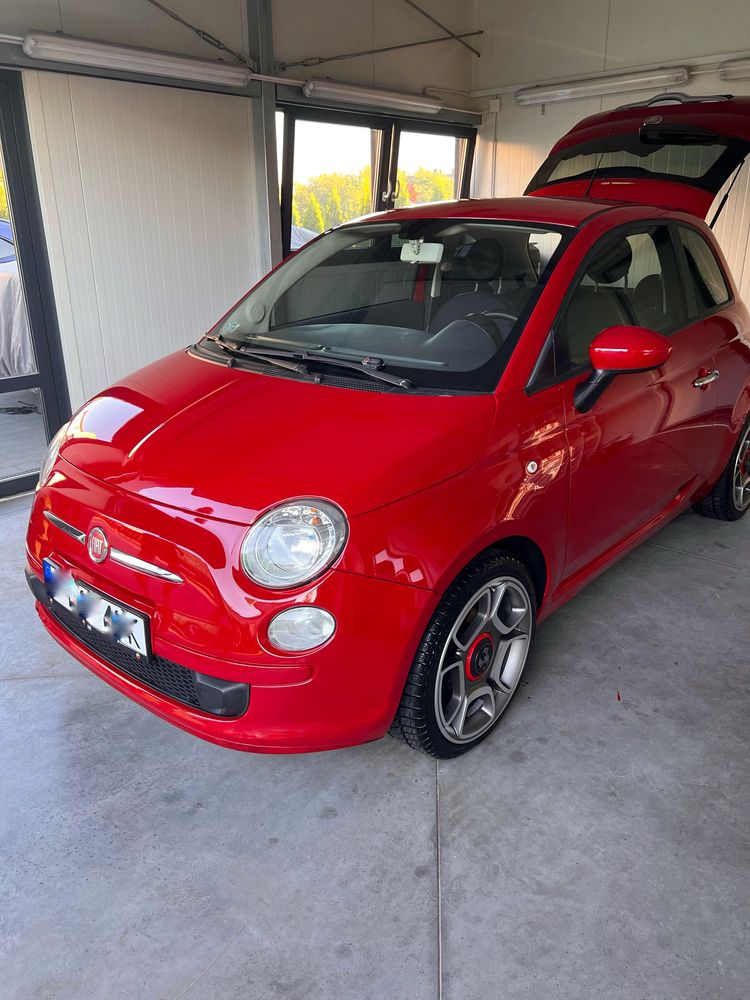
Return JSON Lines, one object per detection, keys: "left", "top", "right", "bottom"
{"left": 0, "top": 72, "right": 69, "bottom": 498}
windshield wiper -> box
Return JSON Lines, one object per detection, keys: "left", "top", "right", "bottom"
{"left": 251, "top": 333, "right": 447, "bottom": 369}
{"left": 307, "top": 350, "right": 413, "bottom": 388}
{"left": 205, "top": 336, "right": 313, "bottom": 377}
{"left": 207, "top": 336, "right": 413, "bottom": 389}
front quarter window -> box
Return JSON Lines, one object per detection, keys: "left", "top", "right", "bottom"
{"left": 205, "top": 219, "right": 566, "bottom": 393}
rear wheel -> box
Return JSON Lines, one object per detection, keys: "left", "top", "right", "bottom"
{"left": 694, "top": 418, "right": 750, "bottom": 521}
{"left": 391, "top": 554, "right": 536, "bottom": 758}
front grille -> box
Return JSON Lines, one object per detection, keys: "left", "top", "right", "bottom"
{"left": 48, "top": 601, "right": 202, "bottom": 710}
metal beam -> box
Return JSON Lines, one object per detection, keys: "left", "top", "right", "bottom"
{"left": 245, "top": 0, "right": 282, "bottom": 268}
{"left": 401, "top": 1, "right": 481, "bottom": 58}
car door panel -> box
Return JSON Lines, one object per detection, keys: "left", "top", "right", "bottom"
{"left": 708, "top": 307, "right": 750, "bottom": 438}
{"left": 561, "top": 365, "right": 701, "bottom": 578}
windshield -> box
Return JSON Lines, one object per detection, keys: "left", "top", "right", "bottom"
{"left": 206, "top": 219, "right": 566, "bottom": 393}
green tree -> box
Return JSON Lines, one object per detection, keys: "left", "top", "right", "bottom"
{"left": 292, "top": 164, "right": 456, "bottom": 232}
{"left": 395, "top": 167, "right": 453, "bottom": 207}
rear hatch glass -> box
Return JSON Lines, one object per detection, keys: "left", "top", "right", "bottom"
{"left": 526, "top": 97, "right": 750, "bottom": 218}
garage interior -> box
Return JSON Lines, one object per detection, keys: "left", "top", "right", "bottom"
{"left": 1, "top": 1, "right": 748, "bottom": 997}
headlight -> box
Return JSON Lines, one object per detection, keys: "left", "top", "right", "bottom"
{"left": 37, "top": 422, "right": 69, "bottom": 489}
{"left": 240, "top": 500, "right": 347, "bottom": 589}
{"left": 267, "top": 607, "right": 336, "bottom": 651}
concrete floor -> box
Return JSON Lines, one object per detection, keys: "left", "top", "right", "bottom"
{"left": 0, "top": 389, "right": 46, "bottom": 480}
{"left": 2, "top": 494, "right": 748, "bottom": 1000}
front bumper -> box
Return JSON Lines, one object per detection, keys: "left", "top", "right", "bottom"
{"left": 26, "top": 466, "right": 434, "bottom": 753}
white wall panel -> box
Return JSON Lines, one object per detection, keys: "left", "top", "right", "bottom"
{"left": 23, "top": 71, "right": 263, "bottom": 409}
{"left": 713, "top": 161, "right": 750, "bottom": 301}
{"left": 471, "top": 0, "right": 750, "bottom": 91}
{"left": 272, "top": 0, "right": 473, "bottom": 100}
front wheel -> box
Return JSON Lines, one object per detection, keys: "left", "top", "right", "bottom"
{"left": 391, "top": 554, "right": 536, "bottom": 758}
{"left": 694, "top": 417, "right": 750, "bottom": 521}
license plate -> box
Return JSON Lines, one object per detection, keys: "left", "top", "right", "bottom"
{"left": 43, "top": 558, "right": 150, "bottom": 659}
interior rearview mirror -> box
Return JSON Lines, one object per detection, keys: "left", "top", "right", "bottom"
{"left": 574, "top": 325, "right": 673, "bottom": 414}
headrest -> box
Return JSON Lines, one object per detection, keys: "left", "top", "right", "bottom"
{"left": 586, "top": 239, "right": 632, "bottom": 284}
{"left": 462, "top": 239, "right": 505, "bottom": 282}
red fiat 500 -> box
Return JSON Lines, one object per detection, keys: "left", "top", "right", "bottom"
{"left": 26, "top": 96, "right": 750, "bottom": 757}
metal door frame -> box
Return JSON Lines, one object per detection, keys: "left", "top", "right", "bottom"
{"left": 0, "top": 69, "right": 70, "bottom": 497}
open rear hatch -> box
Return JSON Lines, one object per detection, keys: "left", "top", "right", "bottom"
{"left": 526, "top": 94, "right": 750, "bottom": 220}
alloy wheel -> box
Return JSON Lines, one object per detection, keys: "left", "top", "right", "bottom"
{"left": 733, "top": 423, "right": 750, "bottom": 512}
{"left": 434, "top": 576, "right": 533, "bottom": 744}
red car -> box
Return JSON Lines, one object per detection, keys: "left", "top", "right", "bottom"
{"left": 26, "top": 96, "right": 750, "bottom": 757}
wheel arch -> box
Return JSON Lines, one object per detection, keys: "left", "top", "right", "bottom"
{"left": 438, "top": 533, "right": 550, "bottom": 610}
{"left": 484, "top": 534, "right": 549, "bottom": 608}
{"left": 731, "top": 383, "right": 750, "bottom": 436}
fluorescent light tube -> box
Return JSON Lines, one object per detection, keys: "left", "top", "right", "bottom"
{"left": 22, "top": 33, "right": 251, "bottom": 87}
{"left": 515, "top": 68, "right": 690, "bottom": 105}
{"left": 302, "top": 80, "right": 442, "bottom": 114}
{"left": 719, "top": 58, "right": 750, "bottom": 81}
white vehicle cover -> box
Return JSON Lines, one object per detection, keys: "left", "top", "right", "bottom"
{"left": 0, "top": 262, "right": 35, "bottom": 377}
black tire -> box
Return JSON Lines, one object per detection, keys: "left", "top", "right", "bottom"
{"left": 693, "top": 417, "right": 750, "bottom": 522}
{"left": 391, "top": 553, "right": 537, "bottom": 759}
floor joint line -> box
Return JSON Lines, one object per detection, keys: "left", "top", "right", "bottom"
{"left": 436, "top": 758, "right": 443, "bottom": 1000}
{"left": 646, "top": 539, "right": 749, "bottom": 572}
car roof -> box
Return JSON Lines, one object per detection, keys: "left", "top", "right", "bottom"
{"left": 358, "top": 195, "right": 650, "bottom": 229}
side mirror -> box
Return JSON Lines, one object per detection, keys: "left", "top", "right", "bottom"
{"left": 574, "top": 325, "right": 672, "bottom": 413}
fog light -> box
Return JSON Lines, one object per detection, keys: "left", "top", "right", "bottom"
{"left": 267, "top": 607, "right": 336, "bottom": 652}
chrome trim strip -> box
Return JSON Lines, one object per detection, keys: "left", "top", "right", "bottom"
{"left": 109, "top": 548, "right": 184, "bottom": 584}
{"left": 44, "top": 510, "right": 86, "bottom": 544}
{"left": 44, "top": 510, "right": 183, "bottom": 583}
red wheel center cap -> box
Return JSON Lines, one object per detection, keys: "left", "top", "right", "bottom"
{"left": 466, "top": 633, "right": 494, "bottom": 681}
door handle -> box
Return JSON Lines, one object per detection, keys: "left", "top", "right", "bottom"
{"left": 381, "top": 179, "right": 401, "bottom": 203}
{"left": 692, "top": 370, "right": 720, "bottom": 389}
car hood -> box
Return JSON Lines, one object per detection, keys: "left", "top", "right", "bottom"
{"left": 58, "top": 350, "right": 495, "bottom": 522}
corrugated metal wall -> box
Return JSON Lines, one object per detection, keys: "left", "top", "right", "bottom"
{"left": 23, "top": 71, "right": 264, "bottom": 409}
{"left": 712, "top": 161, "right": 750, "bottom": 302}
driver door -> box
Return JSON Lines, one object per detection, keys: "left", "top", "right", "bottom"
{"left": 555, "top": 224, "right": 721, "bottom": 578}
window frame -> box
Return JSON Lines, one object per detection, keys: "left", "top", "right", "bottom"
{"left": 671, "top": 221, "right": 734, "bottom": 322}
{"left": 526, "top": 219, "right": 693, "bottom": 394}
{"left": 276, "top": 102, "right": 476, "bottom": 258}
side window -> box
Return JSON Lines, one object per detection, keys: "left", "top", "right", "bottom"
{"left": 677, "top": 226, "right": 731, "bottom": 313}
{"left": 554, "top": 225, "right": 684, "bottom": 376}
